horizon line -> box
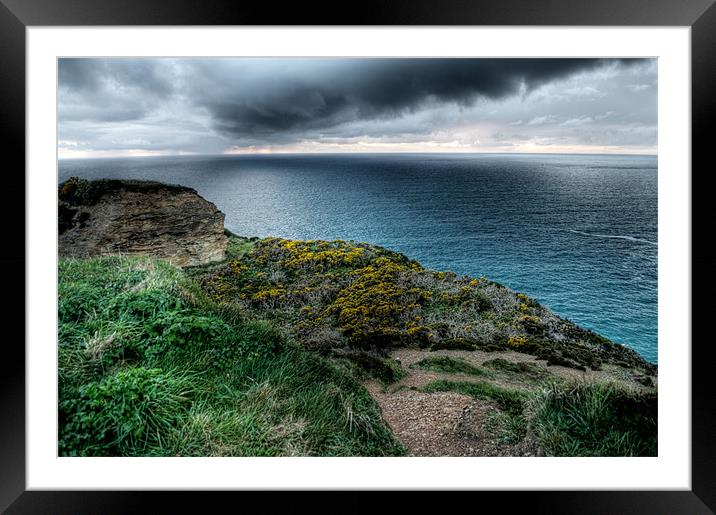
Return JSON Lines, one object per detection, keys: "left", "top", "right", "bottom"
{"left": 58, "top": 150, "right": 658, "bottom": 160}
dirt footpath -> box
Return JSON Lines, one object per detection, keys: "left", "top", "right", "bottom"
{"left": 364, "top": 348, "right": 650, "bottom": 457}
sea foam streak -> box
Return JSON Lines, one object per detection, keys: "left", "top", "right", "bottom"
{"left": 568, "top": 229, "right": 658, "bottom": 246}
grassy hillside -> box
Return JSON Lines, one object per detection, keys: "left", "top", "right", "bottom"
{"left": 58, "top": 235, "right": 657, "bottom": 457}
{"left": 58, "top": 256, "right": 404, "bottom": 456}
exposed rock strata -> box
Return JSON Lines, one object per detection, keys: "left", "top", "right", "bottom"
{"left": 58, "top": 177, "right": 228, "bottom": 267}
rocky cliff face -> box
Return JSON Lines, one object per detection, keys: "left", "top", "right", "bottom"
{"left": 58, "top": 177, "right": 228, "bottom": 267}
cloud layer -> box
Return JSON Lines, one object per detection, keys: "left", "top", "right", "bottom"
{"left": 58, "top": 58, "right": 657, "bottom": 157}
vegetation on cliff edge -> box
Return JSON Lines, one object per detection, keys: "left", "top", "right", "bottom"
{"left": 189, "top": 235, "right": 655, "bottom": 375}
{"left": 58, "top": 234, "right": 657, "bottom": 457}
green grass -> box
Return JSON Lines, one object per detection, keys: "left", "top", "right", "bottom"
{"left": 421, "top": 379, "right": 525, "bottom": 415}
{"left": 58, "top": 255, "right": 404, "bottom": 457}
{"left": 226, "top": 236, "right": 256, "bottom": 259}
{"left": 420, "top": 378, "right": 656, "bottom": 456}
{"left": 330, "top": 350, "right": 407, "bottom": 386}
{"left": 60, "top": 366, "right": 195, "bottom": 456}
{"left": 482, "top": 358, "right": 550, "bottom": 380}
{"left": 528, "top": 381, "right": 657, "bottom": 457}
{"left": 484, "top": 410, "right": 529, "bottom": 445}
{"left": 410, "top": 356, "right": 489, "bottom": 377}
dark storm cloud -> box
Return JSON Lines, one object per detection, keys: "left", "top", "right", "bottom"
{"left": 186, "top": 58, "right": 646, "bottom": 140}
{"left": 59, "top": 58, "right": 646, "bottom": 139}
{"left": 57, "top": 57, "right": 657, "bottom": 154}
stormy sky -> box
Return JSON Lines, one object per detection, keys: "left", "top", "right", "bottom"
{"left": 58, "top": 58, "right": 657, "bottom": 158}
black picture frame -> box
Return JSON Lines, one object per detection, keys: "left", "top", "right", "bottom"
{"left": 2, "top": 0, "right": 713, "bottom": 512}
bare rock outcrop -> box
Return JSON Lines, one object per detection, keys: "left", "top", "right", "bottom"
{"left": 58, "top": 177, "right": 228, "bottom": 266}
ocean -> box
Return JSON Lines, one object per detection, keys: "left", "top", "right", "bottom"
{"left": 59, "top": 153, "right": 658, "bottom": 363}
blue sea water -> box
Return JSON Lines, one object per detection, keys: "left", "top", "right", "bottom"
{"left": 59, "top": 153, "right": 658, "bottom": 363}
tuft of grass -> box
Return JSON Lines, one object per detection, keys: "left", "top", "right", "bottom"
{"left": 482, "top": 358, "right": 550, "bottom": 380}
{"left": 330, "top": 350, "right": 407, "bottom": 385}
{"left": 528, "top": 381, "right": 657, "bottom": 457}
{"left": 484, "top": 409, "right": 528, "bottom": 445}
{"left": 59, "top": 366, "right": 195, "bottom": 456}
{"left": 410, "top": 356, "right": 489, "bottom": 377}
{"left": 226, "top": 236, "right": 256, "bottom": 260}
{"left": 421, "top": 379, "right": 525, "bottom": 415}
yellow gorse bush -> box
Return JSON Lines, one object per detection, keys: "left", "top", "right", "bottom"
{"left": 254, "top": 238, "right": 369, "bottom": 271}
{"left": 507, "top": 335, "right": 528, "bottom": 347}
{"left": 332, "top": 257, "right": 428, "bottom": 343}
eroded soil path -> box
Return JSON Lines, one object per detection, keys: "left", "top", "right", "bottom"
{"left": 364, "top": 383, "right": 531, "bottom": 456}
{"left": 365, "top": 348, "right": 652, "bottom": 457}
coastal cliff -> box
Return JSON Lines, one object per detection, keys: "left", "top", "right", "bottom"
{"left": 58, "top": 177, "right": 228, "bottom": 266}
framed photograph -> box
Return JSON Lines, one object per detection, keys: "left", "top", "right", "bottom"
{"left": 3, "top": 0, "right": 713, "bottom": 512}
